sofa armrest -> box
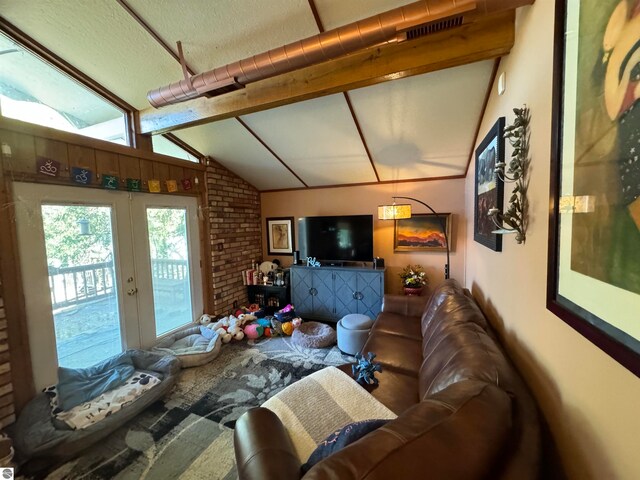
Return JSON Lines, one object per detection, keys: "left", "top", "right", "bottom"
{"left": 304, "top": 380, "right": 512, "bottom": 480}
{"left": 381, "top": 294, "right": 428, "bottom": 317}
{"left": 235, "top": 407, "right": 301, "bottom": 480}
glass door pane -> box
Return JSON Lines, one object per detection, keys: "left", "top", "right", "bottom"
{"left": 41, "top": 204, "right": 123, "bottom": 368}
{"left": 146, "top": 207, "right": 193, "bottom": 335}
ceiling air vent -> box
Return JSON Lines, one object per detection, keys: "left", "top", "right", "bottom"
{"left": 405, "top": 15, "right": 464, "bottom": 40}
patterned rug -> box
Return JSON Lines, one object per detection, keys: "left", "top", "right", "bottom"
{"left": 33, "top": 336, "right": 352, "bottom": 480}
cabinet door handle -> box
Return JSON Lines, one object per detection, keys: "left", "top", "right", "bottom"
{"left": 353, "top": 291, "right": 364, "bottom": 301}
{"left": 309, "top": 288, "right": 318, "bottom": 296}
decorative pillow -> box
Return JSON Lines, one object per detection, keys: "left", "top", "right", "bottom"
{"left": 301, "top": 419, "right": 389, "bottom": 473}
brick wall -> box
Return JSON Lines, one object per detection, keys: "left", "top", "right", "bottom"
{"left": 206, "top": 158, "right": 262, "bottom": 315}
{"left": 0, "top": 269, "right": 15, "bottom": 427}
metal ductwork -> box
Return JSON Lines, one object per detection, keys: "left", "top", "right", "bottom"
{"left": 147, "top": 0, "right": 533, "bottom": 108}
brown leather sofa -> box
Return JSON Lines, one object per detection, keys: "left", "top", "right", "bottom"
{"left": 234, "top": 279, "right": 541, "bottom": 479}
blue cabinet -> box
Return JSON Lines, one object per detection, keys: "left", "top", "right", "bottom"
{"left": 291, "top": 266, "right": 385, "bottom": 322}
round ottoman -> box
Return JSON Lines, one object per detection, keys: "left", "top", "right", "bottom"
{"left": 337, "top": 314, "right": 374, "bottom": 355}
{"left": 292, "top": 321, "right": 337, "bottom": 349}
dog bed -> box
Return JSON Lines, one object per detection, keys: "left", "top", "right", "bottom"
{"left": 153, "top": 325, "right": 222, "bottom": 368}
{"left": 13, "top": 349, "right": 180, "bottom": 468}
{"left": 292, "top": 321, "right": 337, "bottom": 349}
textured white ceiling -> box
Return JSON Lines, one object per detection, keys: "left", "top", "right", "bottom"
{"left": 240, "top": 94, "right": 378, "bottom": 187}
{"left": 0, "top": 0, "right": 179, "bottom": 110}
{"left": 175, "top": 119, "right": 305, "bottom": 191}
{"left": 349, "top": 61, "right": 495, "bottom": 181}
{"left": 314, "top": 0, "right": 411, "bottom": 30}
{"left": 127, "top": 0, "right": 319, "bottom": 73}
{"left": 1, "top": 0, "right": 496, "bottom": 190}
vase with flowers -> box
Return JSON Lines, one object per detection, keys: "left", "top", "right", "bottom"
{"left": 399, "top": 264, "right": 428, "bottom": 296}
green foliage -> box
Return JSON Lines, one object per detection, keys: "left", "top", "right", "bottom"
{"left": 41, "top": 205, "right": 188, "bottom": 267}
{"left": 399, "top": 264, "right": 428, "bottom": 287}
{"left": 42, "top": 205, "right": 113, "bottom": 267}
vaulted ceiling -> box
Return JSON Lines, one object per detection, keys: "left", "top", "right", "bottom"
{"left": 0, "top": 0, "right": 514, "bottom": 191}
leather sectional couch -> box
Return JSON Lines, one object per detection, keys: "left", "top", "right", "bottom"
{"left": 235, "top": 279, "right": 541, "bottom": 479}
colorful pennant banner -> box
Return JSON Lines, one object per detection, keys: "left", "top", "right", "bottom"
{"left": 166, "top": 180, "right": 178, "bottom": 193}
{"left": 126, "top": 178, "right": 142, "bottom": 192}
{"left": 37, "top": 157, "right": 60, "bottom": 177}
{"left": 71, "top": 167, "right": 92, "bottom": 185}
{"left": 102, "top": 175, "right": 119, "bottom": 190}
{"left": 148, "top": 179, "right": 161, "bottom": 193}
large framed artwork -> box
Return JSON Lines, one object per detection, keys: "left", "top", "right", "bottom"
{"left": 266, "top": 217, "right": 294, "bottom": 256}
{"left": 548, "top": 0, "right": 640, "bottom": 377}
{"left": 474, "top": 117, "right": 505, "bottom": 251}
{"left": 394, "top": 213, "right": 452, "bottom": 252}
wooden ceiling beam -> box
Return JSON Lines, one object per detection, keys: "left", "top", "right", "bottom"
{"left": 138, "top": 10, "right": 515, "bottom": 135}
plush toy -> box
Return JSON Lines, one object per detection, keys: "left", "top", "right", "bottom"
{"left": 292, "top": 318, "right": 302, "bottom": 329}
{"left": 270, "top": 318, "right": 283, "bottom": 336}
{"left": 238, "top": 313, "right": 258, "bottom": 326}
{"left": 199, "top": 314, "right": 212, "bottom": 326}
{"left": 227, "top": 316, "right": 245, "bottom": 341}
{"left": 248, "top": 303, "right": 261, "bottom": 313}
{"left": 256, "top": 318, "right": 271, "bottom": 329}
{"left": 244, "top": 323, "right": 264, "bottom": 339}
{"left": 281, "top": 321, "right": 294, "bottom": 336}
{"left": 352, "top": 352, "right": 382, "bottom": 386}
{"left": 263, "top": 327, "right": 273, "bottom": 337}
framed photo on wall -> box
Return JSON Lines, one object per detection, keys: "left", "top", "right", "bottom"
{"left": 266, "top": 217, "right": 294, "bottom": 256}
{"left": 474, "top": 117, "right": 505, "bottom": 251}
{"left": 394, "top": 213, "right": 451, "bottom": 252}
{"left": 547, "top": 0, "right": 640, "bottom": 377}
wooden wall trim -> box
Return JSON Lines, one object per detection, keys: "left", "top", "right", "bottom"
{"left": 0, "top": 118, "right": 206, "bottom": 171}
{"left": 0, "top": 166, "right": 34, "bottom": 413}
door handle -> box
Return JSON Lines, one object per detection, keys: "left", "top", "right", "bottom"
{"left": 127, "top": 288, "right": 138, "bottom": 296}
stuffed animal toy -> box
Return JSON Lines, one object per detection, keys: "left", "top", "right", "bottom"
{"left": 199, "top": 314, "right": 212, "bottom": 326}
{"left": 227, "top": 316, "right": 245, "bottom": 341}
{"left": 256, "top": 318, "right": 271, "bottom": 329}
{"left": 244, "top": 323, "right": 264, "bottom": 339}
{"left": 238, "top": 313, "right": 258, "bottom": 326}
{"left": 281, "top": 321, "right": 294, "bottom": 336}
{"left": 248, "top": 303, "right": 261, "bottom": 312}
{"left": 263, "top": 327, "right": 273, "bottom": 337}
{"left": 352, "top": 352, "right": 382, "bottom": 386}
{"left": 292, "top": 318, "right": 302, "bottom": 329}
{"left": 270, "top": 318, "right": 283, "bottom": 335}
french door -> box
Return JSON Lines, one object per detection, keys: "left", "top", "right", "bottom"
{"left": 13, "top": 182, "right": 203, "bottom": 390}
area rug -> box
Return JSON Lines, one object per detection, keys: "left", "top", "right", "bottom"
{"left": 32, "top": 336, "right": 352, "bottom": 480}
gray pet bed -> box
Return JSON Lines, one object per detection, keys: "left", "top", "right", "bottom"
{"left": 13, "top": 349, "right": 180, "bottom": 466}
{"left": 292, "top": 321, "right": 337, "bottom": 349}
{"left": 154, "top": 325, "right": 222, "bottom": 368}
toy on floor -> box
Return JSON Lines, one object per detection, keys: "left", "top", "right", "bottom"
{"left": 244, "top": 323, "right": 264, "bottom": 339}
{"left": 352, "top": 352, "right": 382, "bottom": 386}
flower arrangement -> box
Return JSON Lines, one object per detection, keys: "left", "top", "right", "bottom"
{"left": 399, "top": 265, "right": 428, "bottom": 288}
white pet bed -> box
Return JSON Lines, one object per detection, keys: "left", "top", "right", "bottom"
{"left": 154, "top": 325, "right": 222, "bottom": 368}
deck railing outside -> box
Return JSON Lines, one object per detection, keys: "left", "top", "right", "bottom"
{"left": 48, "top": 258, "right": 188, "bottom": 310}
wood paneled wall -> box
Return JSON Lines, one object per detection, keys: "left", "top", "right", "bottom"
{"left": 0, "top": 119, "right": 205, "bottom": 194}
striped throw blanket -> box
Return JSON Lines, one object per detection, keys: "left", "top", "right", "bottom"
{"left": 262, "top": 366, "right": 397, "bottom": 463}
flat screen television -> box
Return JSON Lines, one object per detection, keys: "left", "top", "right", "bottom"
{"left": 298, "top": 215, "right": 373, "bottom": 263}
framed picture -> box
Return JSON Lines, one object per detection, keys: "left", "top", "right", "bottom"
{"left": 474, "top": 117, "right": 505, "bottom": 251}
{"left": 547, "top": 0, "right": 640, "bottom": 377}
{"left": 394, "top": 213, "right": 451, "bottom": 252}
{"left": 266, "top": 217, "right": 294, "bottom": 256}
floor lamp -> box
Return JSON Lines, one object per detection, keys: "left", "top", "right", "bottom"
{"left": 378, "top": 196, "right": 450, "bottom": 280}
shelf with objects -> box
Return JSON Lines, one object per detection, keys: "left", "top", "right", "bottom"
{"left": 245, "top": 263, "right": 291, "bottom": 315}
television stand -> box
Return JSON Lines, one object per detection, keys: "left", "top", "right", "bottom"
{"left": 290, "top": 265, "right": 385, "bottom": 322}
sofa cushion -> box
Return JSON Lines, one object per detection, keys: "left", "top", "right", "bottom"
{"left": 420, "top": 279, "right": 466, "bottom": 335}
{"left": 422, "top": 293, "right": 489, "bottom": 355}
{"left": 371, "top": 312, "right": 421, "bottom": 340}
{"left": 361, "top": 332, "right": 421, "bottom": 377}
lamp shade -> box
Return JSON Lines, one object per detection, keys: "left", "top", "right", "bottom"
{"left": 378, "top": 204, "right": 411, "bottom": 220}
